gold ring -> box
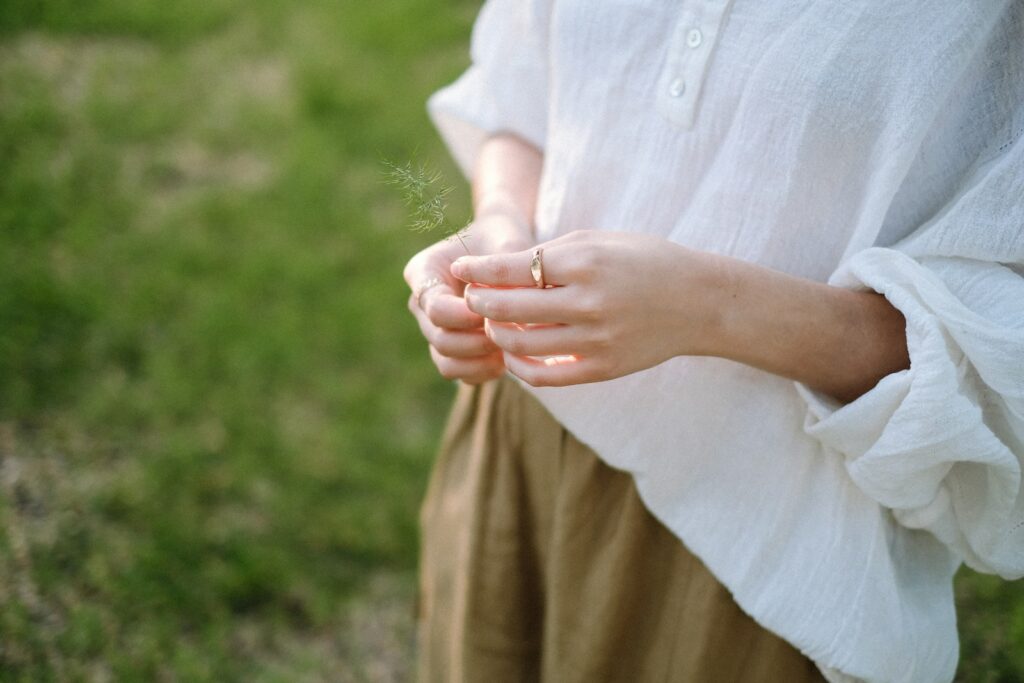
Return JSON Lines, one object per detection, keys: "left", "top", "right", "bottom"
{"left": 530, "top": 247, "right": 545, "bottom": 289}
{"left": 414, "top": 276, "right": 444, "bottom": 310}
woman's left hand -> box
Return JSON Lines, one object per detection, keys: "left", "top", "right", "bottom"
{"left": 450, "top": 230, "right": 729, "bottom": 387}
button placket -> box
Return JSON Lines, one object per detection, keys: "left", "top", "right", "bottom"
{"left": 657, "top": 0, "right": 734, "bottom": 129}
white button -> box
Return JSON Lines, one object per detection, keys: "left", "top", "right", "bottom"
{"left": 669, "top": 78, "right": 686, "bottom": 97}
{"left": 686, "top": 28, "right": 703, "bottom": 48}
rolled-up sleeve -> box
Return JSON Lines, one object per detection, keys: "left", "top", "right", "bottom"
{"left": 797, "top": 134, "right": 1024, "bottom": 579}
{"left": 428, "top": 0, "right": 550, "bottom": 178}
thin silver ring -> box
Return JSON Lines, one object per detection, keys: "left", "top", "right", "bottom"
{"left": 414, "top": 276, "right": 445, "bottom": 310}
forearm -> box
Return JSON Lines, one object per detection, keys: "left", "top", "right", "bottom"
{"left": 708, "top": 256, "right": 910, "bottom": 403}
{"left": 471, "top": 132, "right": 544, "bottom": 249}
{"left": 451, "top": 231, "right": 909, "bottom": 393}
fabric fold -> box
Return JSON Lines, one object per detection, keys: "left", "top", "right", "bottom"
{"left": 799, "top": 250, "right": 1024, "bottom": 579}
{"left": 427, "top": 0, "right": 549, "bottom": 178}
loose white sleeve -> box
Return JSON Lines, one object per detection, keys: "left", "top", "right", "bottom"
{"left": 798, "top": 133, "right": 1024, "bottom": 579}
{"left": 427, "top": 0, "right": 549, "bottom": 179}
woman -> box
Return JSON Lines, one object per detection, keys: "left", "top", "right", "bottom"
{"left": 403, "top": 2, "right": 1024, "bottom": 681}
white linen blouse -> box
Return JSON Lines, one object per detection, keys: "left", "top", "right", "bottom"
{"left": 427, "top": 2, "right": 1024, "bottom": 681}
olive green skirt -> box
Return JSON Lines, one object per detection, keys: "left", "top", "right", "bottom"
{"left": 417, "top": 375, "right": 824, "bottom": 682}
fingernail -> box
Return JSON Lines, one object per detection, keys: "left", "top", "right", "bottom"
{"left": 451, "top": 258, "right": 466, "bottom": 276}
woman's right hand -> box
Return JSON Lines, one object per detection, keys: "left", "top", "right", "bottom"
{"left": 403, "top": 214, "right": 532, "bottom": 384}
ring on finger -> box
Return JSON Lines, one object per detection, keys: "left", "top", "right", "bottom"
{"left": 530, "top": 247, "right": 545, "bottom": 289}
{"left": 414, "top": 276, "right": 445, "bottom": 310}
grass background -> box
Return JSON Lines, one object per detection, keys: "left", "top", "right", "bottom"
{"left": 0, "top": 1, "right": 1021, "bottom": 680}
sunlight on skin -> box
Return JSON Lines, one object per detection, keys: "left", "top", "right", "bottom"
{"left": 542, "top": 354, "right": 579, "bottom": 366}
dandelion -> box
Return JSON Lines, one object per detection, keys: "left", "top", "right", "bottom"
{"left": 381, "top": 159, "right": 472, "bottom": 253}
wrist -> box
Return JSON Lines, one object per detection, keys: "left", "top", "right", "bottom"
{"left": 472, "top": 202, "right": 534, "bottom": 254}
{"left": 664, "top": 246, "right": 910, "bottom": 401}
{"left": 669, "top": 247, "right": 747, "bottom": 359}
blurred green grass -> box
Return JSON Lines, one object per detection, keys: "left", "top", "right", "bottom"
{"left": 0, "top": 1, "right": 1021, "bottom": 680}
{"left": 0, "top": 0, "right": 475, "bottom": 678}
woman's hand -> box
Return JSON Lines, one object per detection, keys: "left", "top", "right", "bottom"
{"left": 450, "top": 230, "right": 728, "bottom": 387}
{"left": 403, "top": 215, "right": 533, "bottom": 384}
{"left": 450, "top": 229, "right": 910, "bottom": 401}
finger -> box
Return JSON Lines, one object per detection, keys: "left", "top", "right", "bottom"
{"left": 409, "top": 296, "right": 499, "bottom": 357}
{"left": 451, "top": 243, "right": 575, "bottom": 287}
{"left": 502, "top": 352, "right": 603, "bottom": 387}
{"left": 408, "top": 290, "right": 478, "bottom": 335}
{"left": 402, "top": 236, "right": 468, "bottom": 290}
{"left": 406, "top": 270, "right": 481, "bottom": 327}
{"left": 464, "top": 284, "right": 589, "bottom": 324}
{"left": 433, "top": 329, "right": 500, "bottom": 358}
{"left": 430, "top": 347, "right": 506, "bottom": 384}
{"left": 485, "top": 321, "right": 583, "bottom": 357}
{"left": 422, "top": 291, "right": 485, "bottom": 330}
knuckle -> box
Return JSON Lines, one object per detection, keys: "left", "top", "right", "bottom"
{"left": 558, "top": 250, "right": 580, "bottom": 275}
{"left": 577, "top": 295, "right": 604, "bottom": 321}
{"left": 564, "top": 250, "right": 597, "bottom": 279}
{"left": 561, "top": 259, "right": 593, "bottom": 286}
{"left": 403, "top": 253, "right": 430, "bottom": 285}
{"left": 580, "top": 244, "right": 605, "bottom": 269}
{"left": 588, "top": 327, "right": 613, "bottom": 351}
{"left": 563, "top": 254, "right": 590, "bottom": 280}
{"left": 402, "top": 263, "right": 416, "bottom": 287}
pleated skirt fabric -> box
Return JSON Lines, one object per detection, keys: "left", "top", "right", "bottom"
{"left": 416, "top": 375, "right": 825, "bottom": 683}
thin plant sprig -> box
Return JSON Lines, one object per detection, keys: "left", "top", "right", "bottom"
{"left": 381, "top": 159, "right": 472, "bottom": 254}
